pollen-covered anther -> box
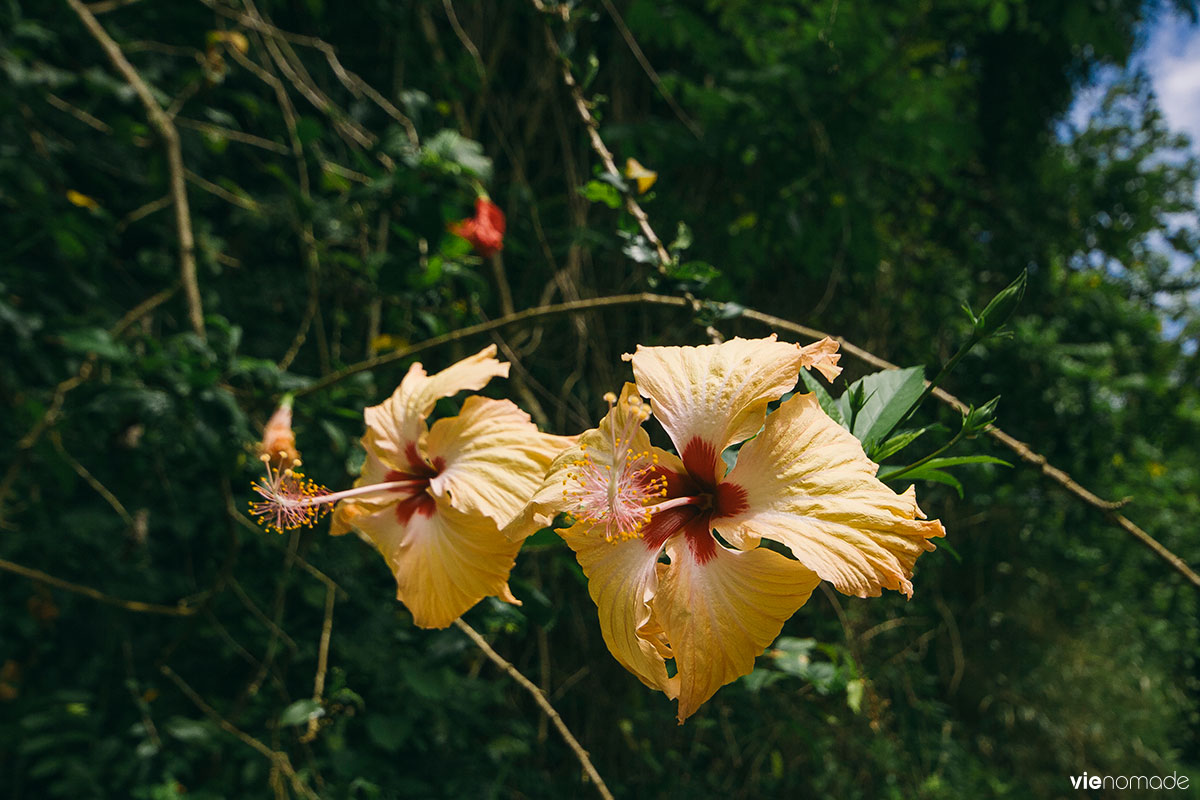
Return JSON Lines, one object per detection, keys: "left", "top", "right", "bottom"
{"left": 563, "top": 446, "right": 666, "bottom": 543}
{"left": 248, "top": 458, "right": 331, "bottom": 534}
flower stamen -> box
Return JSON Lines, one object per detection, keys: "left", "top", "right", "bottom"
{"left": 563, "top": 392, "right": 670, "bottom": 541}
{"left": 248, "top": 454, "right": 435, "bottom": 534}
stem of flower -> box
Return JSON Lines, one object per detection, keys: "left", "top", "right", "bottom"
{"left": 643, "top": 494, "right": 704, "bottom": 515}
{"left": 878, "top": 426, "right": 966, "bottom": 482}
{"left": 301, "top": 479, "right": 423, "bottom": 507}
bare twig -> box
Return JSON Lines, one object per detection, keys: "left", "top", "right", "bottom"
{"left": 87, "top": 0, "right": 145, "bottom": 13}
{"left": 44, "top": 92, "right": 113, "bottom": 133}
{"left": 736, "top": 305, "right": 1200, "bottom": 590}
{"left": 302, "top": 584, "right": 336, "bottom": 743}
{"left": 160, "top": 665, "right": 319, "bottom": 800}
{"left": 117, "top": 195, "right": 173, "bottom": 231}
{"left": 596, "top": 0, "right": 702, "bottom": 139}
{"left": 185, "top": 169, "right": 262, "bottom": 212}
{"left": 0, "top": 284, "right": 178, "bottom": 517}
{"left": 201, "top": 0, "right": 419, "bottom": 147}
{"left": 66, "top": 0, "right": 204, "bottom": 339}
{"left": 0, "top": 557, "right": 197, "bottom": 616}
{"left": 176, "top": 116, "right": 291, "bottom": 153}
{"left": 531, "top": 0, "right": 721, "bottom": 343}
{"left": 293, "top": 292, "right": 690, "bottom": 397}
{"left": 49, "top": 431, "right": 135, "bottom": 526}
{"left": 454, "top": 619, "right": 615, "bottom": 800}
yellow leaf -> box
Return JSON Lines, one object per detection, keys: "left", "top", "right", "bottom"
{"left": 207, "top": 30, "right": 249, "bottom": 54}
{"left": 66, "top": 190, "right": 100, "bottom": 210}
{"left": 623, "top": 157, "right": 658, "bottom": 194}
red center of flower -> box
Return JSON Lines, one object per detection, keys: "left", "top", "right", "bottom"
{"left": 641, "top": 438, "right": 748, "bottom": 564}
{"left": 385, "top": 444, "right": 445, "bottom": 525}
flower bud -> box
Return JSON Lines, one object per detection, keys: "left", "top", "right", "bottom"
{"left": 975, "top": 269, "right": 1027, "bottom": 337}
{"left": 259, "top": 395, "right": 300, "bottom": 467}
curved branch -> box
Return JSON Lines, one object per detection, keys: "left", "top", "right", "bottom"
{"left": 737, "top": 306, "right": 1200, "bottom": 591}
{"left": 299, "top": 292, "right": 1200, "bottom": 590}
{"left": 454, "top": 619, "right": 615, "bottom": 800}
{"left": 292, "top": 293, "right": 689, "bottom": 398}
{"left": 0, "top": 557, "right": 198, "bottom": 616}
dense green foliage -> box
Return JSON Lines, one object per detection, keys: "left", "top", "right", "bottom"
{"left": 2, "top": 0, "right": 1198, "bottom": 797}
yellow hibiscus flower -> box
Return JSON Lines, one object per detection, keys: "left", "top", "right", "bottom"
{"left": 251, "top": 345, "right": 572, "bottom": 629}
{"left": 506, "top": 336, "right": 945, "bottom": 722}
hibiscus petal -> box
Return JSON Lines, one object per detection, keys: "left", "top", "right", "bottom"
{"left": 625, "top": 337, "right": 808, "bottom": 483}
{"left": 426, "top": 396, "right": 573, "bottom": 525}
{"left": 722, "top": 393, "right": 945, "bottom": 598}
{"left": 363, "top": 345, "right": 510, "bottom": 466}
{"left": 329, "top": 447, "right": 396, "bottom": 537}
{"left": 654, "top": 535, "right": 821, "bottom": 723}
{"left": 798, "top": 336, "right": 843, "bottom": 382}
{"left": 560, "top": 524, "right": 678, "bottom": 696}
{"left": 349, "top": 495, "right": 522, "bottom": 629}
{"left": 503, "top": 383, "right": 686, "bottom": 542}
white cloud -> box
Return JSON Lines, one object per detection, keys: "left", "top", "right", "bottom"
{"left": 1143, "top": 14, "right": 1200, "bottom": 146}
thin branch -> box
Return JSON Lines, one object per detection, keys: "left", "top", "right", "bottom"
{"left": 736, "top": 306, "right": 1200, "bottom": 590}
{"left": 292, "top": 293, "right": 690, "bottom": 397}
{"left": 185, "top": 169, "right": 262, "bottom": 212}
{"left": 302, "top": 584, "right": 336, "bottom": 743}
{"left": 65, "top": 0, "right": 205, "bottom": 339}
{"left": 49, "top": 431, "right": 135, "bottom": 526}
{"left": 453, "top": 619, "right": 615, "bottom": 800}
{"left": 117, "top": 194, "right": 173, "bottom": 232}
{"left": 0, "top": 557, "right": 198, "bottom": 616}
{"left": 300, "top": 291, "right": 1199, "bottom": 589}
{"left": 176, "top": 116, "right": 291, "bottom": 153}
{"left": 159, "top": 665, "right": 320, "bottom": 800}
{"left": 87, "top": 0, "right": 146, "bottom": 12}
{"left": 531, "top": 0, "right": 721, "bottom": 343}
{"left": 44, "top": 92, "right": 112, "bottom": 133}
{"left": 596, "top": 0, "right": 702, "bottom": 139}
{"left": 201, "top": 0, "right": 419, "bottom": 147}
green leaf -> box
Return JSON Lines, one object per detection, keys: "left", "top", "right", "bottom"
{"left": 914, "top": 455, "right": 1012, "bottom": 469}
{"left": 799, "top": 369, "right": 845, "bottom": 427}
{"left": 163, "top": 717, "right": 212, "bottom": 744}
{"left": 278, "top": 699, "right": 324, "bottom": 727}
{"left": 580, "top": 180, "right": 621, "bottom": 209}
{"left": 295, "top": 116, "right": 323, "bottom": 146}
{"left": 836, "top": 367, "right": 925, "bottom": 452}
{"left": 669, "top": 221, "right": 693, "bottom": 253}
{"left": 365, "top": 715, "right": 411, "bottom": 751}
{"left": 873, "top": 427, "right": 931, "bottom": 461}
{"left": 666, "top": 260, "right": 720, "bottom": 286}
{"left": 896, "top": 466, "right": 963, "bottom": 497}
{"left": 424, "top": 130, "right": 493, "bottom": 181}
{"left": 989, "top": 2, "right": 1010, "bottom": 32}
{"left": 60, "top": 327, "right": 128, "bottom": 361}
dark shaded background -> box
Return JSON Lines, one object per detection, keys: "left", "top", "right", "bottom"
{"left": 2, "top": 0, "right": 1198, "bottom": 797}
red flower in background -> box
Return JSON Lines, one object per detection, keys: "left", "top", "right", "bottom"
{"left": 451, "top": 197, "right": 506, "bottom": 257}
